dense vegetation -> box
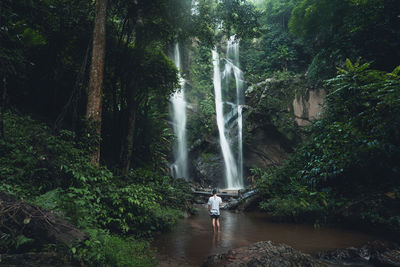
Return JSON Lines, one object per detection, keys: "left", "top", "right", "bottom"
{"left": 0, "top": 111, "right": 192, "bottom": 265}
{"left": 0, "top": 0, "right": 192, "bottom": 265}
{"left": 255, "top": 62, "right": 400, "bottom": 234}
{"left": 247, "top": 0, "right": 400, "bottom": 237}
{"left": 0, "top": 0, "right": 399, "bottom": 265}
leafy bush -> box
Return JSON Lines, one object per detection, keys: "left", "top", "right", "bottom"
{"left": 99, "top": 182, "right": 183, "bottom": 234}
{"left": 72, "top": 228, "right": 157, "bottom": 267}
{"left": 0, "top": 113, "right": 110, "bottom": 196}
{"left": 127, "top": 169, "right": 193, "bottom": 210}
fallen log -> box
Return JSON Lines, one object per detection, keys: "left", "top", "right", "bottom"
{"left": 0, "top": 252, "right": 73, "bottom": 267}
{"left": 0, "top": 192, "right": 87, "bottom": 249}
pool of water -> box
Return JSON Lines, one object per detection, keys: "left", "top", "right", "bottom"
{"left": 153, "top": 205, "right": 380, "bottom": 266}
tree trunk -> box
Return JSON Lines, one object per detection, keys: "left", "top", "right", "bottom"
{"left": 121, "top": 99, "right": 137, "bottom": 175}
{"left": 120, "top": 3, "right": 144, "bottom": 175}
{"left": 0, "top": 76, "right": 7, "bottom": 140}
{"left": 86, "top": 0, "right": 107, "bottom": 165}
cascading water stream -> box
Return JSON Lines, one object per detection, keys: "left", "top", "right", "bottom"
{"left": 170, "top": 43, "right": 188, "bottom": 180}
{"left": 212, "top": 49, "right": 238, "bottom": 188}
{"left": 227, "top": 36, "right": 244, "bottom": 188}
{"left": 212, "top": 36, "right": 245, "bottom": 189}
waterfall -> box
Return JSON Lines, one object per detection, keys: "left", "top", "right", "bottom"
{"left": 212, "top": 36, "right": 244, "bottom": 189}
{"left": 170, "top": 43, "right": 188, "bottom": 180}
{"left": 227, "top": 36, "right": 244, "bottom": 188}
{"left": 212, "top": 49, "right": 238, "bottom": 188}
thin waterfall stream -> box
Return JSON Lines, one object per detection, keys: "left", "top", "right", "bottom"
{"left": 170, "top": 43, "right": 188, "bottom": 180}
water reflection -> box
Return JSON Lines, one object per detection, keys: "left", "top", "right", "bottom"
{"left": 212, "top": 231, "right": 220, "bottom": 248}
{"left": 154, "top": 205, "right": 378, "bottom": 266}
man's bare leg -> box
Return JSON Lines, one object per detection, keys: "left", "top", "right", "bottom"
{"left": 216, "top": 218, "right": 220, "bottom": 232}
{"left": 212, "top": 218, "right": 216, "bottom": 232}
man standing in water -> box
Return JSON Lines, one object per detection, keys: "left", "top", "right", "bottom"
{"left": 208, "top": 189, "right": 222, "bottom": 232}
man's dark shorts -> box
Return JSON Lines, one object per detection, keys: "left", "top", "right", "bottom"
{"left": 210, "top": 214, "right": 220, "bottom": 219}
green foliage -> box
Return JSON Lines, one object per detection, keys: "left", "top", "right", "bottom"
{"left": 58, "top": 169, "right": 188, "bottom": 235}
{"left": 256, "top": 62, "right": 400, "bottom": 234}
{"left": 189, "top": 0, "right": 261, "bottom": 46}
{"left": 72, "top": 229, "right": 157, "bottom": 267}
{"left": 185, "top": 44, "right": 216, "bottom": 142}
{"left": 0, "top": 111, "right": 193, "bottom": 264}
{"left": 305, "top": 50, "right": 343, "bottom": 87}
{"left": 33, "top": 189, "right": 62, "bottom": 211}
{"left": 98, "top": 183, "right": 180, "bottom": 234}
{"left": 0, "top": 234, "right": 35, "bottom": 253}
{"left": 289, "top": 0, "right": 400, "bottom": 84}
{"left": 127, "top": 169, "right": 193, "bottom": 210}
{"left": 0, "top": 112, "right": 105, "bottom": 196}
{"left": 216, "top": 0, "right": 261, "bottom": 39}
{"left": 240, "top": 0, "right": 310, "bottom": 80}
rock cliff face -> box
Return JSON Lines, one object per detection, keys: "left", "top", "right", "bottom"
{"left": 188, "top": 136, "right": 226, "bottom": 188}
{"left": 243, "top": 122, "right": 290, "bottom": 169}
{"left": 243, "top": 75, "right": 325, "bottom": 172}
{"left": 188, "top": 74, "right": 326, "bottom": 187}
{"left": 293, "top": 88, "right": 326, "bottom": 126}
{"left": 192, "top": 149, "right": 225, "bottom": 188}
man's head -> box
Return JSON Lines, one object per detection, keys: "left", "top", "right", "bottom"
{"left": 212, "top": 188, "right": 217, "bottom": 195}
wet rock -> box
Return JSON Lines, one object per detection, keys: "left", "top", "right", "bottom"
{"left": 222, "top": 190, "right": 258, "bottom": 211}
{"left": 222, "top": 199, "right": 240, "bottom": 210}
{"left": 373, "top": 249, "right": 400, "bottom": 266}
{"left": 240, "top": 190, "right": 256, "bottom": 199}
{"left": 192, "top": 153, "right": 225, "bottom": 188}
{"left": 236, "top": 195, "right": 259, "bottom": 211}
{"left": 202, "top": 241, "right": 330, "bottom": 267}
{"left": 318, "top": 240, "right": 400, "bottom": 266}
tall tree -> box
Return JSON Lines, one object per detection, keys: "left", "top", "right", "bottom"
{"left": 86, "top": 0, "right": 107, "bottom": 165}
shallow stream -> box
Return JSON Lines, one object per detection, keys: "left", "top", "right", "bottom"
{"left": 153, "top": 205, "right": 379, "bottom": 266}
